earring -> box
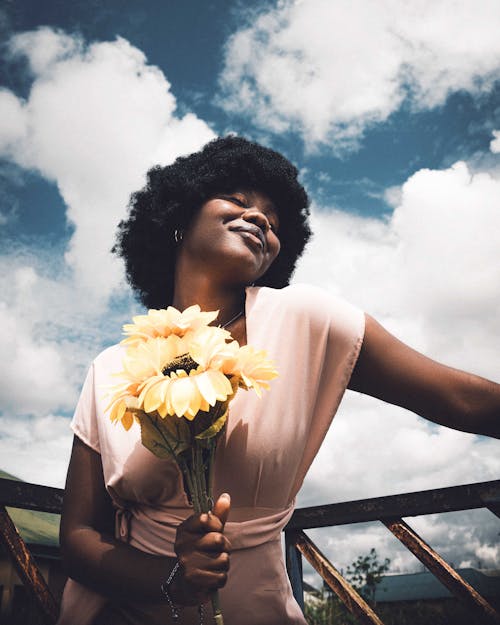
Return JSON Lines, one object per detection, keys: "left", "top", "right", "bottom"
{"left": 174, "top": 229, "right": 183, "bottom": 243}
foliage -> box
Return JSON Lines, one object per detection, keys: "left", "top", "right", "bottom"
{"left": 304, "top": 548, "right": 390, "bottom": 625}
{"left": 345, "top": 547, "right": 390, "bottom": 603}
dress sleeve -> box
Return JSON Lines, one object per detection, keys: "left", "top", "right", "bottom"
{"left": 70, "top": 362, "right": 101, "bottom": 454}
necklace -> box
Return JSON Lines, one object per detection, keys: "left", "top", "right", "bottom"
{"left": 221, "top": 309, "right": 244, "bottom": 329}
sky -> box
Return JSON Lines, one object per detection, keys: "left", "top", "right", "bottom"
{"left": 1, "top": 0, "right": 500, "bottom": 583}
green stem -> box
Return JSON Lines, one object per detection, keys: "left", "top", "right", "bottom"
{"left": 208, "top": 439, "right": 216, "bottom": 507}
{"left": 189, "top": 447, "right": 202, "bottom": 514}
{"left": 178, "top": 457, "right": 197, "bottom": 514}
{"left": 184, "top": 428, "right": 225, "bottom": 624}
{"left": 211, "top": 591, "right": 224, "bottom": 624}
{"left": 197, "top": 444, "right": 209, "bottom": 513}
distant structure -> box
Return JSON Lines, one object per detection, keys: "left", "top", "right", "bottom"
{"left": 373, "top": 568, "right": 500, "bottom": 605}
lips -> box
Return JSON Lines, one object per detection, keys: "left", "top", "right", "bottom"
{"left": 229, "top": 223, "right": 266, "bottom": 249}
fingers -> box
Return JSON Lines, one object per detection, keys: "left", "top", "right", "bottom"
{"left": 212, "top": 492, "right": 231, "bottom": 527}
{"left": 195, "top": 531, "right": 231, "bottom": 554}
{"left": 173, "top": 494, "right": 232, "bottom": 603}
{"left": 176, "top": 547, "right": 230, "bottom": 603}
{"left": 179, "top": 493, "right": 231, "bottom": 535}
{"left": 175, "top": 528, "right": 231, "bottom": 558}
{"left": 181, "top": 564, "right": 229, "bottom": 598}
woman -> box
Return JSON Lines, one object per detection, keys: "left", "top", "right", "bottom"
{"left": 58, "top": 136, "right": 500, "bottom": 625}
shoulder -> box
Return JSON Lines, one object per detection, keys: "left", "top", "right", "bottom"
{"left": 92, "top": 343, "right": 126, "bottom": 376}
{"left": 251, "top": 283, "right": 363, "bottom": 322}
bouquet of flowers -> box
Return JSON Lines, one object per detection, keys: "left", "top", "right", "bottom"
{"left": 106, "top": 305, "right": 278, "bottom": 624}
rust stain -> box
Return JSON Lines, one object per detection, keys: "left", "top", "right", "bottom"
{"left": 292, "top": 529, "right": 386, "bottom": 625}
{"left": 0, "top": 506, "right": 58, "bottom": 624}
{"left": 384, "top": 517, "right": 500, "bottom": 624}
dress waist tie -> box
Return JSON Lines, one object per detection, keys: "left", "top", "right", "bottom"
{"left": 115, "top": 506, "right": 133, "bottom": 543}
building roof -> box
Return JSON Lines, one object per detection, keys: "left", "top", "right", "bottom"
{"left": 373, "top": 568, "right": 500, "bottom": 602}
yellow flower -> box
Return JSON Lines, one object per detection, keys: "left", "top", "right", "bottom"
{"left": 189, "top": 326, "right": 239, "bottom": 370}
{"left": 107, "top": 387, "right": 141, "bottom": 430}
{"left": 122, "top": 305, "right": 218, "bottom": 346}
{"left": 136, "top": 329, "right": 236, "bottom": 419}
{"left": 106, "top": 335, "right": 186, "bottom": 427}
{"left": 139, "top": 368, "right": 233, "bottom": 419}
{"left": 228, "top": 345, "right": 279, "bottom": 397}
{"left": 107, "top": 306, "right": 278, "bottom": 427}
{"left": 121, "top": 335, "right": 187, "bottom": 380}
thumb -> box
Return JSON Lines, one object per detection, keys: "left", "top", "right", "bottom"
{"left": 212, "top": 493, "right": 231, "bottom": 527}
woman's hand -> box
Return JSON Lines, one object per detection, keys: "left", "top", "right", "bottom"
{"left": 172, "top": 493, "right": 232, "bottom": 605}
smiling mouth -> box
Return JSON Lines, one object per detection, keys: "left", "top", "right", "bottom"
{"left": 230, "top": 225, "right": 265, "bottom": 249}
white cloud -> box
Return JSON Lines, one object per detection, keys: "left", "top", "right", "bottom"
{"left": 219, "top": 0, "right": 500, "bottom": 151}
{"left": 491, "top": 130, "right": 500, "bottom": 153}
{"left": 0, "top": 249, "right": 130, "bottom": 417}
{"left": 9, "top": 27, "right": 81, "bottom": 75}
{"left": 0, "top": 415, "right": 72, "bottom": 487}
{"left": 0, "top": 27, "right": 215, "bottom": 303}
{"left": 0, "top": 28, "right": 215, "bottom": 478}
{"left": 0, "top": 89, "right": 27, "bottom": 155}
{"left": 295, "top": 160, "right": 500, "bottom": 373}
{"left": 294, "top": 158, "right": 500, "bottom": 569}
{"left": 0, "top": 301, "right": 74, "bottom": 415}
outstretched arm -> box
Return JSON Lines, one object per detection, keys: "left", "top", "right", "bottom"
{"left": 348, "top": 314, "right": 500, "bottom": 439}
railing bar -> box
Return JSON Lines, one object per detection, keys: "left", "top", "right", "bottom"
{"left": 481, "top": 494, "right": 500, "bottom": 520}
{"left": 383, "top": 517, "right": 500, "bottom": 624}
{"left": 0, "top": 479, "right": 63, "bottom": 514}
{"left": 1, "top": 477, "right": 499, "bottom": 522}
{"left": 291, "top": 529, "right": 386, "bottom": 625}
{"left": 284, "top": 530, "right": 304, "bottom": 612}
{"left": 0, "top": 505, "right": 58, "bottom": 624}
{"left": 287, "top": 480, "right": 500, "bottom": 529}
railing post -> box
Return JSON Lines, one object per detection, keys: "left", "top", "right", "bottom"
{"left": 383, "top": 517, "right": 500, "bottom": 624}
{"left": 285, "top": 529, "right": 304, "bottom": 611}
{"left": 0, "top": 506, "right": 58, "bottom": 624}
{"left": 291, "top": 530, "right": 386, "bottom": 625}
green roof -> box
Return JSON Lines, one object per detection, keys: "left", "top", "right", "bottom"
{"left": 1, "top": 470, "right": 60, "bottom": 548}
{"left": 373, "top": 568, "right": 500, "bottom": 602}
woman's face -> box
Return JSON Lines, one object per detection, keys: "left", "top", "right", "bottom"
{"left": 180, "top": 189, "right": 281, "bottom": 285}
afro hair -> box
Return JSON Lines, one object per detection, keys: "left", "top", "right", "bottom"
{"left": 113, "top": 136, "right": 312, "bottom": 308}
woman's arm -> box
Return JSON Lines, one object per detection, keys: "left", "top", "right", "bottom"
{"left": 348, "top": 314, "right": 500, "bottom": 439}
{"left": 60, "top": 435, "right": 231, "bottom": 605}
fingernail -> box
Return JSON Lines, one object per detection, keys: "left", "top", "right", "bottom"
{"left": 220, "top": 493, "right": 230, "bottom": 501}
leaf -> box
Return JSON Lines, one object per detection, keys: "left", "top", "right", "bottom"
{"left": 136, "top": 411, "right": 191, "bottom": 459}
{"left": 195, "top": 410, "right": 228, "bottom": 440}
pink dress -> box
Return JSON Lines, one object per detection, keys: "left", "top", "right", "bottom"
{"left": 58, "top": 284, "right": 364, "bottom": 625}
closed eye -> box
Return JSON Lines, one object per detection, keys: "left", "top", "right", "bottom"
{"left": 224, "top": 194, "right": 279, "bottom": 233}
{"left": 226, "top": 195, "right": 248, "bottom": 208}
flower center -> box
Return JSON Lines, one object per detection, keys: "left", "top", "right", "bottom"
{"left": 162, "top": 353, "right": 198, "bottom": 377}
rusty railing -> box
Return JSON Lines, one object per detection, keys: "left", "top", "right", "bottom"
{"left": 0, "top": 477, "right": 499, "bottom": 624}
{"left": 284, "top": 479, "right": 500, "bottom": 624}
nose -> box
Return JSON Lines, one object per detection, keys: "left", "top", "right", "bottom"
{"left": 242, "top": 207, "right": 270, "bottom": 233}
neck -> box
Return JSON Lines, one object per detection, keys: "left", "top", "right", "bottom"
{"left": 172, "top": 270, "right": 246, "bottom": 326}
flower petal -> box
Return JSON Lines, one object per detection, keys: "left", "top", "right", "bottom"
{"left": 195, "top": 370, "right": 233, "bottom": 406}
{"left": 169, "top": 375, "right": 199, "bottom": 418}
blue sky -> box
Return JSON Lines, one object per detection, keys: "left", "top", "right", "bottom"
{"left": 1, "top": 0, "right": 500, "bottom": 576}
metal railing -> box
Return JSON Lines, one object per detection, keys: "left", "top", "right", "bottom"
{"left": 284, "top": 479, "right": 500, "bottom": 624}
{"left": 1, "top": 477, "right": 499, "bottom": 624}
